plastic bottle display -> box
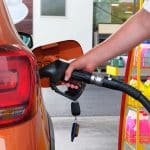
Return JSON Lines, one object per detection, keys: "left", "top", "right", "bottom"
{"left": 125, "top": 110, "right": 150, "bottom": 144}
{"left": 128, "top": 76, "right": 138, "bottom": 107}
{"left": 144, "top": 77, "right": 150, "bottom": 99}
{"left": 110, "top": 56, "right": 125, "bottom": 68}
{"left": 129, "top": 76, "right": 138, "bottom": 87}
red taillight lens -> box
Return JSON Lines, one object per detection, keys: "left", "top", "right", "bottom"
{"left": 0, "top": 70, "right": 17, "bottom": 91}
{"left": 0, "top": 45, "right": 36, "bottom": 126}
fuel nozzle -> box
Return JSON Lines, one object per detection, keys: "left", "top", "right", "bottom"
{"left": 39, "top": 60, "right": 150, "bottom": 113}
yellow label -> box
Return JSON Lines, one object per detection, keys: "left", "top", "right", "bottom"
{"left": 106, "top": 65, "right": 118, "bottom": 76}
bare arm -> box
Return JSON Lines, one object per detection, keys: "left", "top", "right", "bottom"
{"left": 91, "top": 9, "right": 150, "bottom": 64}
{"left": 65, "top": 9, "right": 150, "bottom": 81}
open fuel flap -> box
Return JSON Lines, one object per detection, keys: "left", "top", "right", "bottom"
{"left": 33, "top": 40, "right": 84, "bottom": 88}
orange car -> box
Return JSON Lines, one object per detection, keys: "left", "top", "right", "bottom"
{"left": 0, "top": 1, "right": 84, "bottom": 150}
{"left": 0, "top": 1, "right": 55, "bottom": 150}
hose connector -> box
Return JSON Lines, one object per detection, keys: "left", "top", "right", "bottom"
{"left": 90, "top": 73, "right": 105, "bottom": 86}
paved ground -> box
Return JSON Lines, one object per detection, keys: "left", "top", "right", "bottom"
{"left": 52, "top": 116, "right": 119, "bottom": 150}
{"left": 42, "top": 84, "right": 122, "bottom": 149}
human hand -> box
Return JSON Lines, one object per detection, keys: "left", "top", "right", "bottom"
{"left": 64, "top": 55, "right": 96, "bottom": 88}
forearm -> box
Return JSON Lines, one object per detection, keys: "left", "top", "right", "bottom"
{"left": 87, "top": 9, "right": 150, "bottom": 66}
{"left": 65, "top": 9, "right": 150, "bottom": 81}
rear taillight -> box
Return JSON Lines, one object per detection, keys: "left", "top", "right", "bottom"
{"left": 0, "top": 45, "right": 37, "bottom": 126}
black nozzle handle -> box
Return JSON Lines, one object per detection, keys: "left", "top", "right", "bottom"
{"left": 39, "top": 59, "right": 92, "bottom": 83}
{"left": 39, "top": 60, "right": 89, "bottom": 101}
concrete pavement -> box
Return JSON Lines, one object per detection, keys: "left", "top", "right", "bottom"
{"left": 43, "top": 84, "right": 123, "bottom": 149}
{"left": 52, "top": 116, "right": 119, "bottom": 150}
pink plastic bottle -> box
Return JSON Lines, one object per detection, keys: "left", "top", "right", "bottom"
{"left": 125, "top": 110, "right": 132, "bottom": 141}
{"left": 125, "top": 110, "right": 136, "bottom": 143}
{"left": 140, "top": 111, "right": 150, "bottom": 143}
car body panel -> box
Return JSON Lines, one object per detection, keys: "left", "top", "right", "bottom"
{"left": 0, "top": 96, "right": 51, "bottom": 150}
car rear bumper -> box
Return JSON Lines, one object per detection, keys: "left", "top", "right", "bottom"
{"left": 0, "top": 112, "right": 51, "bottom": 150}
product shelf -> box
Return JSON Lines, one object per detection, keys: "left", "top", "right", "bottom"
{"left": 118, "top": 42, "right": 150, "bottom": 150}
